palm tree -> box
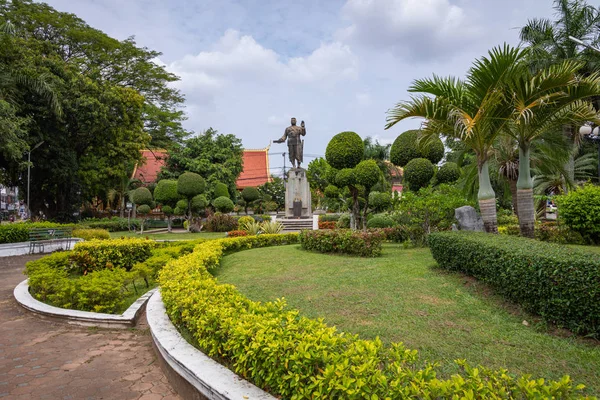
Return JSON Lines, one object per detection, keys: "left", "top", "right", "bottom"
{"left": 386, "top": 45, "right": 524, "bottom": 233}
{"left": 502, "top": 59, "right": 600, "bottom": 237}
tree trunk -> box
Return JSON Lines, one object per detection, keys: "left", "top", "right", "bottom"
{"left": 140, "top": 218, "right": 144, "bottom": 235}
{"left": 562, "top": 125, "right": 575, "bottom": 193}
{"left": 350, "top": 186, "right": 360, "bottom": 230}
{"left": 167, "top": 215, "right": 172, "bottom": 233}
{"left": 119, "top": 196, "right": 125, "bottom": 219}
{"left": 508, "top": 178, "right": 518, "bottom": 216}
{"left": 478, "top": 160, "right": 498, "bottom": 233}
{"left": 516, "top": 145, "right": 535, "bottom": 238}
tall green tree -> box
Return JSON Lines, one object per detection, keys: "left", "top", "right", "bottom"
{"left": 386, "top": 45, "right": 524, "bottom": 233}
{"left": 160, "top": 128, "right": 244, "bottom": 199}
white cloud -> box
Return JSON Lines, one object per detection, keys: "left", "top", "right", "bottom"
{"left": 355, "top": 91, "right": 372, "bottom": 106}
{"left": 338, "top": 0, "right": 480, "bottom": 61}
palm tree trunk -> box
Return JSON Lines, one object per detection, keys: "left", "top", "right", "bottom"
{"left": 478, "top": 160, "right": 498, "bottom": 233}
{"left": 562, "top": 124, "right": 575, "bottom": 193}
{"left": 509, "top": 178, "right": 518, "bottom": 216}
{"left": 120, "top": 195, "right": 125, "bottom": 219}
{"left": 516, "top": 145, "right": 535, "bottom": 238}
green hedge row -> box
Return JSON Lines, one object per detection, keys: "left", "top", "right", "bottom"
{"left": 69, "top": 238, "right": 157, "bottom": 273}
{"left": 428, "top": 232, "right": 600, "bottom": 337}
{"left": 300, "top": 229, "right": 385, "bottom": 257}
{"left": 0, "top": 222, "right": 78, "bottom": 244}
{"left": 159, "top": 234, "right": 587, "bottom": 398}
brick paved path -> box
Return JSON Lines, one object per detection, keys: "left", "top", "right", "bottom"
{"left": 0, "top": 255, "right": 180, "bottom": 400}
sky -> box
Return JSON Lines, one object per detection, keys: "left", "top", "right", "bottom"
{"left": 38, "top": 0, "right": 558, "bottom": 175}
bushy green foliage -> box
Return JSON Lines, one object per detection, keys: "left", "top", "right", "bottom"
{"left": 72, "top": 228, "right": 110, "bottom": 241}
{"left": 137, "top": 204, "right": 151, "bottom": 215}
{"left": 176, "top": 199, "right": 188, "bottom": 210}
{"left": 162, "top": 205, "right": 174, "bottom": 216}
{"left": 319, "top": 214, "right": 341, "bottom": 222}
{"left": 324, "top": 184, "right": 339, "bottom": 199}
{"left": 205, "top": 213, "right": 238, "bottom": 232}
{"left": 0, "top": 222, "right": 76, "bottom": 244}
{"left": 131, "top": 187, "right": 153, "bottom": 206}
{"left": 557, "top": 184, "right": 600, "bottom": 244}
{"left": 177, "top": 172, "right": 206, "bottom": 198}
{"left": 428, "top": 231, "right": 600, "bottom": 337}
{"left": 214, "top": 182, "right": 230, "bottom": 199}
{"left": 190, "top": 194, "right": 208, "bottom": 212}
{"left": 237, "top": 216, "right": 255, "bottom": 227}
{"left": 325, "top": 131, "right": 364, "bottom": 169}
{"left": 354, "top": 159, "right": 380, "bottom": 189}
{"left": 240, "top": 219, "right": 261, "bottom": 235}
{"left": 366, "top": 214, "right": 395, "bottom": 229}
{"left": 334, "top": 168, "right": 356, "bottom": 188}
{"left": 154, "top": 179, "right": 179, "bottom": 206}
{"left": 70, "top": 238, "right": 157, "bottom": 273}
{"left": 260, "top": 221, "right": 283, "bottom": 234}
{"left": 300, "top": 229, "right": 385, "bottom": 257}
{"left": 159, "top": 236, "right": 584, "bottom": 398}
{"left": 81, "top": 218, "right": 140, "bottom": 232}
{"left": 241, "top": 187, "right": 261, "bottom": 203}
{"left": 390, "top": 130, "right": 444, "bottom": 167}
{"left": 436, "top": 162, "right": 460, "bottom": 184}
{"left": 368, "top": 191, "right": 392, "bottom": 212}
{"left": 403, "top": 158, "right": 434, "bottom": 191}
{"left": 337, "top": 213, "right": 351, "bottom": 229}
{"left": 212, "top": 196, "right": 234, "bottom": 213}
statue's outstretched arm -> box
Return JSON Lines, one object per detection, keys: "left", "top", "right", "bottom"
{"left": 274, "top": 130, "right": 287, "bottom": 144}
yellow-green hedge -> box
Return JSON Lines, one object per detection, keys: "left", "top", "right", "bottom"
{"left": 70, "top": 238, "right": 157, "bottom": 273}
{"left": 159, "top": 234, "right": 589, "bottom": 399}
{"left": 72, "top": 228, "right": 110, "bottom": 241}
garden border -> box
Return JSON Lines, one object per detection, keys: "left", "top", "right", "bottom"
{"left": 13, "top": 279, "right": 155, "bottom": 329}
{"left": 146, "top": 290, "right": 275, "bottom": 400}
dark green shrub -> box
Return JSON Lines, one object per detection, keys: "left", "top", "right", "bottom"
{"left": 191, "top": 194, "right": 208, "bottom": 212}
{"left": 212, "top": 196, "right": 234, "bottom": 213}
{"left": 368, "top": 191, "right": 392, "bottom": 212}
{"left": 403, "top": 158, "right": 434, "bottom": 191}
{"left": 390, "top": 130, "right": 444, "bottom": 167}
{"left": 324, "top": 184, "right": 339, "bottom": 199}
{"left": 334, "top": 168, "right": 355, "bottom": 188}
{"left": 557, "top": 184, "right": 600, "bottom": 244}
{"left": 154, "top": 179, "right": 179, "bottom": 207}
{"left": 337, "top": 213, "right": 351, "bottom": 229}
{"left": 319, "top": 214, "right": 341, "bottom": 222}
{"left": 325, "top": 131, "right": 364, "bottom": 169}
{"left": 80, "top": 218, "right": 140, "bottom": 232}
{"left": 428, "top": 232, "right": 600, "bottom": 337}
{"left": 177, "top": 172, "right": 206, "bottom": 198}
{"left": 137, "top": 204, "right": 151, "bottom": 215}
{"left": 176, "top": 199, "right": 188, "bottom": 210}
{"left": 206, "top": 213, "right": 238, "bottom": 232}
{"left": 162, "top": 205, "right": 174, "bottom": 216}
{"left": 69, "top": 238, "right": 157, "bottom": 272}
{"left": 300, "top": 229, "right": 385, "bottom": 257}
{"left": 241, "top": 187, "right": 260, "bottom": 203}
{"left": 131, "top": 187, "right": 153, "bottom": 206}
{"left": 366, "top": 215, "right": 395, "bottom": 229}
{"left": 436, "top": 162, "right": 460, "bottom": 184}
{"left": 214, "top": 182, "right": 230, "bottom": 199}
{"left": 354, "top": 159, "right": 380, "bottom": 189}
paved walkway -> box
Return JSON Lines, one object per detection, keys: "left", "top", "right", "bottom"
{"left": 0, "top": 255, "right": 180, "bottom": 400}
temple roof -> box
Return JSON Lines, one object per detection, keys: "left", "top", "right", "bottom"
{"left": 131, "top": 150, "right": 168, "bottom": 184}
{"left": 236, "top": 146, "right": 271, "bottom": 189}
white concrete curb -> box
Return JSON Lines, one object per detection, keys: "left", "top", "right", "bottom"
{"left": 14, "top": 279, "right": 155, "bottom": 329}
{"left": 0, "top": 238, "right": 82, "bottom": 258}
{"left": 146, "top": 290, "right": 276, "bottom": 400}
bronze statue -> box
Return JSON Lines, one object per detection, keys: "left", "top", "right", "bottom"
{"left": 274, "top": 117, "right": 306, "bottom": 168}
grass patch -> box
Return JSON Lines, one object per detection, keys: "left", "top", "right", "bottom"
{"left": 567, "top": 244, "right": 600, "bottom": 254}
{"left": 109, "top": 231, "right": 225, "bottom": 240}
{"left": 215, "top": 244, "right": 600, "bottom": 395}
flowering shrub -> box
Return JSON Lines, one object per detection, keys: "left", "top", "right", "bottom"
{"left": 227, "top": 230, "right": 249, "bottom": 237}
{"left": 300, "top": 229, "right": 385, "bottom": 257}
{"left": 318, "top": 221, "right": 336, "bottom": 230}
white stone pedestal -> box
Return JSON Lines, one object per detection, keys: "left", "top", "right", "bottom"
{"left": 285, "top": 168, "right": 312, "bottom": 218}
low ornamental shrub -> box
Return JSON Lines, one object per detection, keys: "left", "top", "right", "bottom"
{"left": 366, "top": 214, "right": 395, "bottom": 229}
{"left": 428, "top": 231, "right": 600, "bottom": 337}
{"left": 69, "top": 238, "right": 157, "bottom": 273}
{"left": 227, "top": 230, "right": 249, "bottom": 237}
{"left": 318, "top": 221, "right": 337, "bottom": 230}
{"left": 336, "top": 213, "right": 351, "bottom": 229}
{"left": 318, "top": 214, "right": 341, "bottom": 222}
{"left": 0, "top": 222, "right": 77, "bottom": 244}
{"left": 237, "top": 215, "right": 254, "bottom": 226}
{"left": 158, "top": 235, "right": 587, "bottom": 399}
{"left": 72, "top": 228, "right": 110, "bottom": 241}
{"left": 81, "top": 217, "right": 141, "bottom": 232}
{"left": 206, "top": 213, "right": 238, "bottom": 232}
{"left": 300, "top": 229, "right": 385, "bottom": 257}
{"left": 557, "top": 183, "right": 600, "bottom": 244}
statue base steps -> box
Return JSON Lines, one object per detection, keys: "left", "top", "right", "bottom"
{"left": 278, "top": 218, "right": 314, "bottom": 233}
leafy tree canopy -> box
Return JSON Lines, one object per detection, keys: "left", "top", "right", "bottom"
{"left": 258, "top": 177, "right": 285, "bottom": 211}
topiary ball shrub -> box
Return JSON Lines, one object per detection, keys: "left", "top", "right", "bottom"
{"left": 366, "top": 214, "right": 395, "bottom": 229}
{"left": 176, "top": 199, "right": 188, "bottom": 210}
{"left": 390, "top": 130, "right": 444, "bottom": 166}
{"left": 354, "top": 159, "right": 380, "bottom": 189}
{"left": 337, "top": 213, "right": 351, "bottom": 229}
{"left": 335, "top": 168, "right": 356, "bottom": 188}
{"left": 191, "top": 194, "right": 208, "bottom": 212}
{"left": 404, "top": 158, "right": 434, "bottom": 191}
{"left": 162, "top": 205, "right": 174, "bottom": 216}
{"left": 214, "top": 182, "right": 230, "bottom": 199}
{"left": 177, "top": 172, "right": 206, "bottom": 198}
{"left": 324, "top": 184, "right": 340, "bottom": 199}
{"left": 325, "top": 131, "right": 364, "bottom": 169}
{"left": 154, "top": 180, "right": 179, "bottom": 206}
{"left": 213, "top": 196, "right": 235, "bottom": 213}
{"left": 436, "top": 162, "right": 461, "bottom": 184}
{"left": 369, "top": 191, "right": 392, "bottom": 212}
{"left": 137, "top": 204, "right": 151, "bottom": 215}
{"left": 241, "top": 187, "right": 261, "bottom": 203}
{"left": 557, "top": 184, "right": 600, "bottom": 244}
{"left": 131, "top": 187, "right": 153, "bottom": 206}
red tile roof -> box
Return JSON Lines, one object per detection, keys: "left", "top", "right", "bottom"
{"left": 132, "top": 150, "right": 167, "bottom": 184}
{"left": 236, "top": 147, "right": 271, "bottom": 189}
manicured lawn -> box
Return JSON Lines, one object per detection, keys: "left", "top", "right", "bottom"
{"left": 568, "top": 244, "right": 600, "bottom": 254}
{"left": 215, "top": 244, "right": 600, "bottom": 395}
{"left": 109, "top": 231, "right": 225, "bottom": 240}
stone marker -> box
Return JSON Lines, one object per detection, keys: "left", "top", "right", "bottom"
{"left": 454, "top": 206, "right": 484, "bottom": 232}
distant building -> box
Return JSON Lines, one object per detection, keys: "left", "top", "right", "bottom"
{"left": 385, "top": 161, "right": 403, "bottom": 195}
{"left": 131, "top": 146, "right": 272, "bottom": 189}
{"left": 0, "top": 185, "right": 19, "bottom": 217}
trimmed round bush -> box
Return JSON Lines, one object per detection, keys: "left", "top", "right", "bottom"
{"left": 191, "top": 194, "right": 208, "bottom": 212}
{"left": 335, "top": 168, "right": 356, "bottom": 188}
{"left": 325, "top": 131, "right": 364, "bottom": 169}
{"left": 324, "top": 184, "right": 340, "bottom": 199}
{"left": 366, "top": 214, "right": 395, "bottom": 229}
{"left": 404, "top": 158, "right": 435, "bottom": 191}
{"left": 390, "top": 130, "right": 444, "bottom": 166}
{"left": 131, "top": 187, "right": 153, "bottom": 206}
{"left": 176, "top": 199, "right": 188, "bottom": 210}
{"left": 137, "top": 204, "right": 151, "bottom": 215}
{"left": 237, "top": 216, "right": 254, "bottom": 227}
{"left": 177, "top": 172, "right": 206, "bottom": 198}
{"left": 369, "top": 191, "right": 392, "bottom": 212}
{"left": 337, "top": 213, "right": 351, "bottom": 229}
{"left": 213, "top": 196, "right": 235, "bottom": 213}
{"left": 354, "top": 159, "right": 380, "bottom": 189}
{"left": 173, "top": 207, "right": 184, "bottom": 216}
{"left": 436, "top": 162, "right": 461, "bottom": 184}
{"left": 214, "top": 182, "right": 230, "bottom": 199}
{"left": 72, "top": 228, "right": 110, "bottom": 241}
{"left": 154, "top": 179, "right": 179, "bottom": 206}
{"left": 557, "top": 184, "right": 600, "bottom": 244}
{"left": 162, "top": 205, "right": 174, "bottom": 216}
{"left": 241, "top": 187, "right": 261, "bottom": 203}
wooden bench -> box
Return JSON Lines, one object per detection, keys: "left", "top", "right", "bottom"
{"left": 28, "top": 227, "right": 73, "bottom": 254}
